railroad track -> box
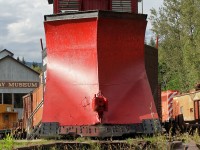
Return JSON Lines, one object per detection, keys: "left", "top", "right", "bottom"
{"left": 13, "top": 140, "right": 200, "bottom": 150}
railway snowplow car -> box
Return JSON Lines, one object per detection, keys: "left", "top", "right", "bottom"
{"left": 40, "top": 10, "right": 160, "bottom": 138}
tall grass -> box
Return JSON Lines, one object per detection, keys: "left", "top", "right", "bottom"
{"left": 0, "top": 134, "right": 14, "bottom": 150}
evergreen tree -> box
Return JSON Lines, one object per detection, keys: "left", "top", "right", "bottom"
{"left": 150, "top": 0, "right": 200, "bottom": 92}
{"left": 31, "top": 61, "right": 41, "bottom": 73}
{"left": 32, "top": 61, "right": 38, "bottom": 68}
{"left": 22, "top": 57, "right": 26, "bottom": 65}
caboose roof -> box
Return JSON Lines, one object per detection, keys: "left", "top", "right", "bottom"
{"left": 44, "top": 10, "right": 147, "bottom": 21}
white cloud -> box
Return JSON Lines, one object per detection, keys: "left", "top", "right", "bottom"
{"left": 7, "top": 19, "right": 32, "bottom": 42}
{"left": 0, "top": 0, "right": 52, "bottom": 62}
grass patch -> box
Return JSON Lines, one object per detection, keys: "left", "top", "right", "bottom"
{"left": 0, "top": 138, "right": 58, "bottom": 149}
{"left": 1, "top": 131, "right": 200, "bottom": 149}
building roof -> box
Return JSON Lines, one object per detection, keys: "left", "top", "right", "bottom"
{"left": 0, "top": 55, "right": 40, "bottom": 75}
{"left": 0, "top": 49, "right": 14, "bottom": 57}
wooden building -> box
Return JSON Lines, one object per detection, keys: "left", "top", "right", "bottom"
{"left": 0, "top": 49, "right": 40, "bottom": 119}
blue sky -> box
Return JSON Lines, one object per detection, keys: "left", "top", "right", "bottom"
{"left": 0, "top": 0, "right": 163, "bottom": 62}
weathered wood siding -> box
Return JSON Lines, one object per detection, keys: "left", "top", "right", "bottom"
{"left": 0, "top": 57, "right": 39, "bottom": 93}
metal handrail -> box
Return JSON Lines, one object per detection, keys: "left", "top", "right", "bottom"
{"left": 28, "top": 99, "right": 44, "bottom": 120}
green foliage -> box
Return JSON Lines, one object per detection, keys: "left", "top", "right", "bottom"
{"left": 193, "top": 129, "right": 200, "bottom": 143}
{"left": 0, "top": 134, "right": 14, "bottom": 150}
{"left": 31, "top": 62, "right": 42, "bottom": 73}
{"left": 143, "top": 134, "right": 168, "bottom": 150}
{"left": 32, "top": 61, "right": 38, "bottom": 68}
{"left": 1, "top": 134, "right": 200, "bottom": 149}
{"left": 76, "top": 137, "right": 86, "bottom": 142}
{"left": 89, "top": 142, "right": 101, "bottom": 150}
{"left": 150, "top": 0, "right": 200, "bottom": 92}
{"left": 32, "top": 66, "right": 42, "bottom": 73}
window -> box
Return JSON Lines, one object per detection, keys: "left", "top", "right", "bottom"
{"left": 4, "top": 93, "right": 12, "bottom": 104}
{"left": 14, "top": 93, "right": 26, "bottom": 108}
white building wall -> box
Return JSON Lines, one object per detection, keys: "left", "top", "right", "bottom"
{"left": 0, "top": 57, "right": 39, "bottom": 93}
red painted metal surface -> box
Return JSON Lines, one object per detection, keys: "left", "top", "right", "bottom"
{"left": 131, "top": 0, "right": 138, "bottom": 13}
{"left": 82, "top": 0, "right": 110, "bottom": 11}
{"left": 43, "top": 18, "right": 99, "bottom": 125}
{"left": 43, "top": 11, "right": 158, "bottom": 126}
{"left": 97, "top": 16, "right": 157, "bottom": 123}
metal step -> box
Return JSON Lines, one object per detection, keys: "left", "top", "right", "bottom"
{"left": 27, "top": 121, "right": 42, "bottom": 140}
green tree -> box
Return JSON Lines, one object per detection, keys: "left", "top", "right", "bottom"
{"left": 32, "top": 61, "right": 38, "bottom": 68}
{"left": 31, "top": 62, "right": 42, "bottom": 73}
{"left": 150, "top": 0, "right": 200, "bottom": 92}
{"left": 32, "top": 66, "right": 42, "bottom": 73}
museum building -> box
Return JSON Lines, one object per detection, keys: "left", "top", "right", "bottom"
{"left": 0, "top": 49, "right": 40, "bottom": 119}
